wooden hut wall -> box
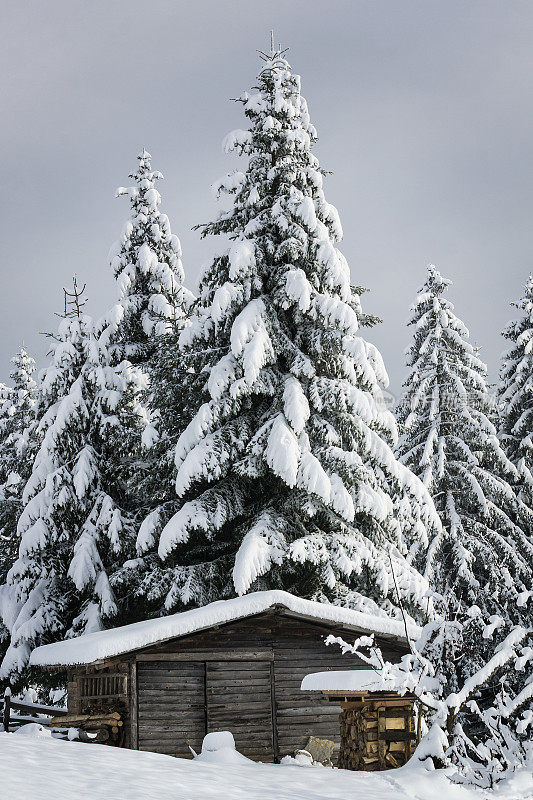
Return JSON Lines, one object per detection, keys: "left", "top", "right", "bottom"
{"left": 125, "top": 612, "right": 405, "bottom": 763}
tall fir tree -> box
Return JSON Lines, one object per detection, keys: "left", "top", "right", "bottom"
{"left": 126, "top": 325, "right": 195, "bottom": 610}
{"left": 138, "top": 48, "right": 440, "bottom": 617}
{"left": 99, "top": 150, "right": 193, "bottom": 613}
{"left": 0, "top": 289, "right": 140, "bottom": 685}
{"left": 0, "top": 351, "right": 38, "bottom": 671}
{"left": 0, "top": 348, "right": 38, "bottom": 583}
{"left": 0, "top": 380, "right": 14, "bottom": 664}
{"left": 0, "top": 382, "right": 15, "bottom": 582}
{"left": 396, "top": 266, "right": 532, "bottom": 625}
{"left": 101, "top": 148, "right": 190, "bottom": 366}
{"left": 498, "top": 275, "right": 533, "bottom": 509}
{"left": 99, "top": 147, "right": 192, "bottom": 522}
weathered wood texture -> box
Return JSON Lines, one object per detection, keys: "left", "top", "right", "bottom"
{"left": 207, "top": 660, "right": 274, "bottom": 761}
{"left": 130, "top": 661, "right": 138, "bottom": 750}
{"left": 66, "top": 611, "right": 406, "bottom": 762}
{"left": 129, "top": 612, "right": 405, "bottom": 764}
{"left": 137, "top": 661, "right": 205, "bottom": 758}
{"left": 66, "top": 672, "right": 81, "bottom": 715}
{"left": 273, "top": 616, "right": 362, "bottom": 761}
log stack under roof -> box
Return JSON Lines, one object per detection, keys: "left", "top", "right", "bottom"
{"left": 337, "top": 693, "right": 416, "bottom": 771}
{"left": 300, "top": 669, "right": 418, "bottom": 771}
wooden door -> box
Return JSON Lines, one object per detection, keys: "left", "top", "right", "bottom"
{"left": 205, "top": 660, "right": 275, "bottom": 762}
{"left": 137, "top": 660, "right": 205, "bottom": 758}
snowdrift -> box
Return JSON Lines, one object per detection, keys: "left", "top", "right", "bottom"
{"left": 1, "top": 731, "right": 532, "bottom": 800}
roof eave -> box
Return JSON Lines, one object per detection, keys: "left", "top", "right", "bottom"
{"left": 32, "top": 601, "right": 410, "bottom": 669}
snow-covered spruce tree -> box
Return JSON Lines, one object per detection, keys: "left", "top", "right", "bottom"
{"left": 0, "top": 351, "right": 38, "bottom": 673}
{"left": 0, "top": 382, "right": 14, "bottom": 575}
{"left": 139, "top": 48, "right": 440, "bottom": 615}
{"left": 98, "top": 150, "right": 194, "bottom": 613}
{"left": 0, "top": 381, "right": 15, "bottom": 666}
{"left": 395, "top": 266, "right": 532, "bottom": 763}
{"left": 102, "top": 148, "right": 190, "bottom": 366}
{"left": 0, "top": 348, "right": 38, "bottom": 584}
{"left": 0, "top": 300, "right": 137, "bottom": 685}
{"left": 396, "top": 265, "right": 532, "bottom": 622}
{"left": 499, "top": 275, "right": 533, "bottom": 508}
{"left": 125, "top": 325, "right": 195, "bottom": 607}
{"left": 99, "top": 147, "right": 191, "bottom": 519}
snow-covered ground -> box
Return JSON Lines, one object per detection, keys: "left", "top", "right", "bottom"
{"left": 1, "top": 732, "right": 531, "bottom": 800}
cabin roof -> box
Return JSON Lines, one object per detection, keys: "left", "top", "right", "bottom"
{"left": 29, "top": 590, "right": 418, "bottom": 668}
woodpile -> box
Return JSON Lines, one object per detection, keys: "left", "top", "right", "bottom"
{"left": 50, "top": 711, "right": 125, "bottom": 747}
{"left": 337, "top": 696, "right": 415, "bottom": 771}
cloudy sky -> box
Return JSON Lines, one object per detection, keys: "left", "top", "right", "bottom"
{"left": 1, "top": 0, "right": 532, "bottom": 396}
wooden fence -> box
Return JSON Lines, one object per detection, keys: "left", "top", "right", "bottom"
{"left": 1, "top": 689, "right": 69, "bottom": 733}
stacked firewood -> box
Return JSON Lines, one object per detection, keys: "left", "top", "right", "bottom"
{"left": 50, "top": 711, "right": 124, "bottom": 746}
{"left": 338, "top": 699, "right": 415, "bottom": 771}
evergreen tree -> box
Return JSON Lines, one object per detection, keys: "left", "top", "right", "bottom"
{"left": 0, "top": 295, "right": 137, "bottom": 684}
{"left": 102, "top": 148, "right": 189, "bottom": 366}
{"left": 0, "top": 381, "right": 14, "bottom": 576}
{"left": 99, "top": 150, "right": 193, "bottom": 613}
{"left": 0, "top": 381, "right": 14, "bottom": 664}
{"left": 99, "top": 146, "right": 192, "bottom": 534}
{"left": 139, "top": 48, "right": 440, "bottom": 616}
{"left": 0, "top": 348, "right": 38, "bottom": 584}
{"left": 0, "top": 351, "right": 38, "bottom": 673}
{"left": 396, "top": 266, "right": 532, "bottom": 624}
{"left": 126, "top": 326, "right": 195, "bottom": 610}
{"left": 1, "top": 150, "right": 192, "bottom": 679}
{"left": 498, "top": 275, "right": 533, "bottom": 508}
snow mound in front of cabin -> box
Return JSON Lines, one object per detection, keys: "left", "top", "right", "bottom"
{"left": 13, "top": 723, "right": 52, "bottom": 739}
{"left": 194, "top": 731, "right": 253, "bottom": 764}
{"left": 1, "top": 731, "right": 532, "bottom": 800}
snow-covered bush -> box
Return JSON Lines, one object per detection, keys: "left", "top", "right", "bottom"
{"left": 327, "top": 602, "right": 532, "bottom": 788}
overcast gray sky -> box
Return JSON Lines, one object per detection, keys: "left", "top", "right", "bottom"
{"left": 1, "top": 0, "right": 533, "bottom": 396}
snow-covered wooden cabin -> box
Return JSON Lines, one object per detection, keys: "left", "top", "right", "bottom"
{"left": 30, "top": 590, "right": 414, "bottom": 763}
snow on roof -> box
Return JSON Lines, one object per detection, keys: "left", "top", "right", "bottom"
{"left": 30, "top": 590, "right": 418, "bottom": 667}
{"left": 301, "top": 669, "right": 384, "bottom": 693}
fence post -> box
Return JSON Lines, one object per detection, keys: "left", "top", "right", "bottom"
{"left": 2, "top": 687, "right": 11, "bottom": 733}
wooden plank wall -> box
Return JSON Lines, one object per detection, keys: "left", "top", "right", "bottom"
{"left": 136, "top": 658, "right": 275, "bottom": 760}
{"left": 131, "top": 612, "right": 405, "bottom": 763}
{"left": 137, "top": 660, "right": 205, "bottom": 758}
{"left": 273, "top": 616, "right": 358, "bottom": 759}
{"left": 206, "top": 660, "right": 274, "bottom": 761}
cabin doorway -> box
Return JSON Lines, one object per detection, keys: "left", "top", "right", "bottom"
{"left": 136, "top": 659, "right": 276, "bottom": 762}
